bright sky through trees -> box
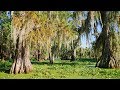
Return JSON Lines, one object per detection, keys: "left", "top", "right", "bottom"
{"left": 81, "top": 23, "right": 102, "bottom": 48}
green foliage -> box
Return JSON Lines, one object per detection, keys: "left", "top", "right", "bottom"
{"left": 0, "top": 11, "right": 12, "bottom": 60}
{"left": 0, "top": 61, "right": 12, "bottom": 73}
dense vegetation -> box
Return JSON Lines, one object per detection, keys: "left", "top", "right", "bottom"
{"left": 0, "top": 11, "right": 120, "bottom": 78}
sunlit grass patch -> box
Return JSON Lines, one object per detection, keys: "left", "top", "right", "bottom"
{"left": 0, "top": 59, "right": 120, "bottom": 79}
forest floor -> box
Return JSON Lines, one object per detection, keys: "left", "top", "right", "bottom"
{"left": 0, "top": 58, "right": 120, "bottom": 79}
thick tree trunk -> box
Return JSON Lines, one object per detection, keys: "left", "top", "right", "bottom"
{"left": 95, "top": 11, "right": 120, "bottom": 68}
{"left": 23, "top": 44, "right": 32, "bottom": 73}
{"left": 95, "top": 36, "right": 119, "bottom": 68}
{"left": 10, "top": 37, "right": 32, "bottom": 74}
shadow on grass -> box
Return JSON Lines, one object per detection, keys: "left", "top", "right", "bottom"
{"left": 0, "top": 68, "right": 10, "bottom": 73}
{"left": 78, "top": 58, "right": 96, "bottom": 63}
{"left": 31, "top": 58, "right": 96, "bottom": 66}
{"left": 31, "top": 61, "right": 79, "bottom": 66}
{"left": 0, "top": 58, "right": 97, "bottom": 74}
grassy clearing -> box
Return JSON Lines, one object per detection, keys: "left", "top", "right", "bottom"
{"left": 0, "top": 59, "right": 120, "bottom": 79}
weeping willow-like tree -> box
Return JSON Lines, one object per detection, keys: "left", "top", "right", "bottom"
{"left": 69, "top": 11, "right": 95, "bottom": 61}
{"left": 73, "top": 11, "right": 120, "bottom": 68}
{"left": 28, "top": 11, "right": 77, "bottom": 64}
{"left": 10, "top": 11, "right": 39, "bottom": 74}
{"left": 51, "top": 11, "right": 77, "bottom": 62}
{"left": 95, "top": 11, "right": 120, "bottom": 68}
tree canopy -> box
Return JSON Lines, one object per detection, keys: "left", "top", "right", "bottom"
{"left": 0, "top": 11, "right": 120, "bottom": 74}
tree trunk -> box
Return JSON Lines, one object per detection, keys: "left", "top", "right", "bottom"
{"left": 70, "top": 34, "right": 80, "bottom": 61}
{"left": 23, "top": 44, "right": 32, "bottom": 73}
{"left": 89, "top": 51, "right": 91, "bottom": 59}
{"left": 0, "top": 45, "right": 1, "bottom": 60}
{"left": 10, "top": 36, "right": 32, "bottom": 74}
{"left": 70, "top": 49, "right": 76, "bottom": 61}
{"left": 95, "top": 11, "right": 120, "bottom": 68}
{"left": 80, "top": 48, "right": 81, "bottom": 59}
{"left": 37, "top": 50, "right": 40, "bottom": 61}
{"left": 9, "top": 40, "right": 12, "bottom": 59}
{"left": 49, "top": 50, "right": 54, "bottom": 64}
{"left": 50, "top": 53, "right": 54, "bottom": 64}
{"left": 1, "top": 49, "right": 5, "bottom": 61}
{"left": 0, "top": 43, "right": 5, "bottom": 61}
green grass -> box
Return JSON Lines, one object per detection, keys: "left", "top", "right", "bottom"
{"left": 0, "top": 59, "right": 120, "bottom": 79}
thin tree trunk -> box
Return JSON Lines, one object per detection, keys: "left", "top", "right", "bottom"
{"left": 70, "top": 34, "right": 80, "bottom": 61}
{"left": 1, "top": 49, "right": 5, "bottom": 61}
{"left": 37, "top": 50, "right": 40, "bottom": 61}
{"left": 49, "top": 52, "right": 54, "bottom": 64}
{"left": 71, "top": 49, "right": 76, "bottom": 61}
{"left": 49, "top": 52, "right": 51, "bottom": 60}
{"left": 0, "top": 45, "right": 1, "bottom": 60}
{"left": 50, "top": 53, "right": 54, "bottom": 64}
{"left": 80, "top": 48, "right": 81, "bottom": 59}
{"left": 89, "top": 52, "right": 91, "bottom": 59}
{"left": 9, "top": 40, "right": 12, "bottom": 59}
